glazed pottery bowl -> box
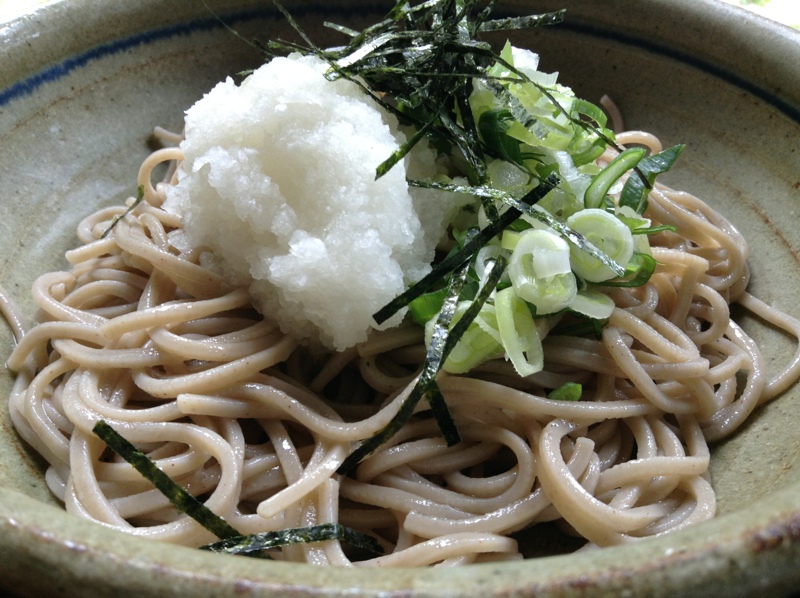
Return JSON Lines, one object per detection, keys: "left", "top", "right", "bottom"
{"left": 1, "top": 1, "right": 799, "bottom": 596}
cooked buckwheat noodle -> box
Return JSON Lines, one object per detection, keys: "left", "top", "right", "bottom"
{"left": 4, "top": 127, "right": 800, "bottom": 566}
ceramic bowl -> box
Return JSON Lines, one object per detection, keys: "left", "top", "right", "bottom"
{"left": 1, "top": 0, "right": 799, "bottom": 596}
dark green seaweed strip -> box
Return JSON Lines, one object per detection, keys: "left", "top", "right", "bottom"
{"left": 422, "top": 251, "right": 508, "bottom": 447}
{"left": 340, "top": 254, "right": 508, "bottom": 473}
{"left": 263, "top": 0, "right": 570, "bottom": 186}
{"left": 425, "top": 382, "right": 460, "bottom": 446}
{"left": 200, "top": 523, "right": 383, "bottom": 557}
{"left": 416, "top": 250, "right": 473, "bottom": 447}
{"left": 408, "top": 177, "right": 623, "bottom": 279}
{"left": 92, "top": 420, "right": 241, "bottom": 540}
{"left": 425, "top": 250, "right": 471, "bottom": 376}
{"left": 473, "top": 186, "right": 628, "bottom": 278}
{"left": 478, "top": 10, "right": 566, "bottom": 33}
{"left": 372, "top": 173, "right": 558, "bottom": 325}
{"left": 322, "top": 21, "right": 360, "bottom": 38}
{"left": 338, "top": 380, "right": 427, "bottom": 475}
{"left": 375, "top": 109, "right": 441, "bottom": 179}
{"left": 427, "top": 256, "right": 508, "bottom": 442}
{"left": 338, "top": 259, "right": 471, "bottom": 474}
{"left": 95, "top": 423, "right": 381, "bottom": 560}
{"left": 271, "top": 1, "right": 324, "bottom": 55}
{"left": 440, "top": 254, "right": 507, "bottom": 359}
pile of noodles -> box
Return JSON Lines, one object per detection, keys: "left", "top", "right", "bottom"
{"left": 4, "top": 128, "right": 800, "bottom": 567}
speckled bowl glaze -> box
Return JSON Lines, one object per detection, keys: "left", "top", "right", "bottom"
{"left": 1, "top": 1, "right": 799, "bottom": 596}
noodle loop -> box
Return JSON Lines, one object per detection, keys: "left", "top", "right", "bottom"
{"left": 5, "top": 131, "right": 799, "bottom": 564}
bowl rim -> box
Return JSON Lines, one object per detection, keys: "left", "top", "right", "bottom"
{"left": 1, "top": 0, "right": 800, "bottom": 596}
{"left": 1, "top": 482, "right": 800, "bottom": 595}
{"left": 2, "top": 0, "right": 799, "bottom": 118}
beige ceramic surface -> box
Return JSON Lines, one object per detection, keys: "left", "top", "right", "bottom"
{"left": 1, "top": 0, "right": 799, "bottom": 596}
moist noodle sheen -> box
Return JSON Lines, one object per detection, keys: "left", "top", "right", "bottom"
{"left": 4, "top": 58, "right": 800, "bottom": 565}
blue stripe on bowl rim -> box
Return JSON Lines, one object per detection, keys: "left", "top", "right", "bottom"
{"left": 0, "top": 6, "right": 276, "bottom": 108}
{"left": 1, "top": 4, "right": 798, "bottom": 125}
{"left": 564, "top": 20, "right": 800, "bottom": 125}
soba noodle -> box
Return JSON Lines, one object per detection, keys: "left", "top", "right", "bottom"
{"left": 4, "top": 127, "right": 800, "bottom": 566}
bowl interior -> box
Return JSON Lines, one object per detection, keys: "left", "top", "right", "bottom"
{"left": 1, "top": 1, "right": 800, "bottom": 596}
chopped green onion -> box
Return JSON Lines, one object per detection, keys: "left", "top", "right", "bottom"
{"left": 372, "top": 175, "right": 558, "bottom": 325}
{"left": 599, "top": 251, "right": 658, "bottom": 287}
{"left": 410, "top": 177, "right": 621, "bottom": 281}
{"left": 479, "top": 109, "right": 523, "bottom": 163}
{"left": 569, "top": 288, "right": 615, "bottom": 320}
{"left": 500, "top": 229, "right": 524, "bottom": 251}
{"left": 568, "top": 99, "right": 614, "bottom": 166}
{"left": 547, "top": 382, "right": 582, "bottom": 401}
{"left": 583, "top": 147, "right": 646, "bottom": 209}
{"left": 614, "top": 206, "right": 650, "bottom": 232}
{"left": 551, "top": 315, "right": 607, "bottom": 339}
{"left": 491, "top": 188, "right": 628, "bottom": 279}
{"left": 508, "top": 229, "right": 577, "bottom": 315}
{"left": 619, "top": 144, "right": 685, "bottom": 214}
{"left": 408, "top": 287, "right": 449, "bottom": 325}
{"left": 631, "top": 224, "right": 677, "bottom": 235}
{"left": 569, "top": 98, "right": 608, "bottom": 129}
{"left": 566, "top": 209, "right": 635, "bottom": 283}
{"left": 430, "top": 301, "right": 504, "bottom": 374}
{"left": 495, "top": 287, "right": 544, "bottom": 376}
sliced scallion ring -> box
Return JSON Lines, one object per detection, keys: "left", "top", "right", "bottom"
{"left": 495, "top": 287, "right": 544, "bottom": 377}
{"left": 427, "top": 301, "right": 505, "bottom": 374}
{"left": 508, "top": 229, "right": 577, "bottom": 314}
{"left": 569, "top": 288, "right": 615, "bottom": 320}
{"left": 566, "top": 209, "right": 635, "bottom": 283}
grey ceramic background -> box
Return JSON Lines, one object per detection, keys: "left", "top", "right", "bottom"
{"left": 1, "top": 0, "right": 799, "bottom": 596}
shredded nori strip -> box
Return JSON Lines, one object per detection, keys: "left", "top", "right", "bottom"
{"left": 425, "top": 383, "right": 461, "bottom": 446}
{"left": 373, "top": 174, "right": 558, "bottom": 325}
{"left": 338, "top": 259, "right": 470, "bottom": 473}
{"left": 261, "top": 0, "right": 568, "bottom": 185}
{"left": 94, "top": 420, "right": 384, "bottom": 559}
{"left": 260, "top": 0, "right": 624, "bottom": 378}
{"left": 405, "top": 177, "right": 629, "bottom": 285}
{"left": 477, "top": 10, "right": 566, "bottom": 33}
{"left": 201, "top": 523, "right": 384, "bottom": 557}
{"left": 92, "top": 420, "right": 241, "bottom": 540}
{"left": 339, "top": 254, "right": 507, "bottom": 474}
{"left": 238, "top": 0, "right": 641, "bottom": 468}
